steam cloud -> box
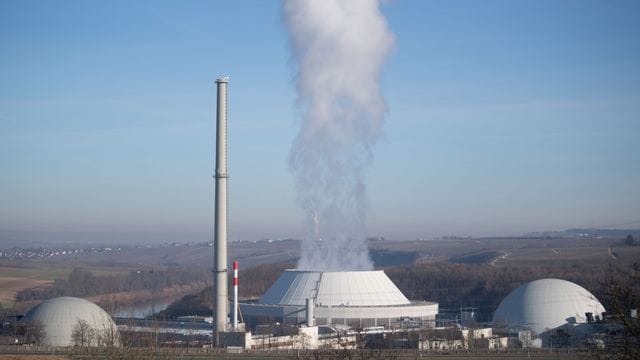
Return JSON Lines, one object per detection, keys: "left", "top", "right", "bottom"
{"left": 283, "top": 0, "right": 395, "bottom": 271}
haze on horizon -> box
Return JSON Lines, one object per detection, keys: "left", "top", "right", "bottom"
{"left": 1, "top": 1, "right": 639, "bottom": 245}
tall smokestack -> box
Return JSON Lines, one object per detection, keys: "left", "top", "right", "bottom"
{"left": 213, "top": 76, "right": 229, "bottom": 345}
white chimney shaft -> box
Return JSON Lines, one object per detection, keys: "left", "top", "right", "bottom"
{"left": 213, "top": 77, "right": 229, "bottom": 345}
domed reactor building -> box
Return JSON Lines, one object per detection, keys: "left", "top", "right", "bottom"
{"left": 24, "top": 297, "right": 121, "bottom": 347}
{"left": 241, "top": 270, "right": 438, "bottom": 329}
{"left": 493, "top": 278, "right": 606, "bottom": 345}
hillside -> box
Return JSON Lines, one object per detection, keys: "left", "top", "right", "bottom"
{"left": 159, "top": 260, "right": 638, "bottom": 323}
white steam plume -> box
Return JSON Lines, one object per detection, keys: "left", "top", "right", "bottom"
{"left": 283, "top": 0, "right": 395, "bottom": 271}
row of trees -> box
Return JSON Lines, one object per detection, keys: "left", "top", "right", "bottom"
{"left": 385, "top": 261, "right": 608, "bottom": 321}
{"left": 71, "top": 319, "right": 120, "bottom": 349}
{"left": 160, "top": 260, "right": 636, "bottom": 325}
{"left": 158, "top": 262, "right": 293, "bottom": 318}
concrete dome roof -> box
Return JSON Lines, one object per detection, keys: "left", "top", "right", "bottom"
{"left": 24, "top": 297, "right": 120, "bottom": 347}
{"left": 259, "top": 270, "right": 411, "bottom": 306}
{"left": 493, "top": 278, "right": 605, "bottom": 335}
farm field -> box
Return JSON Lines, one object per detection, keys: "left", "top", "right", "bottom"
{"left": 0, "top": 232, "right": 636, "bottom": 314}
{"left": 0, "top": 263, "right": 129, "bottom": 307}
{"left": 0, "top": 276, "right": 50, "bottom": 307}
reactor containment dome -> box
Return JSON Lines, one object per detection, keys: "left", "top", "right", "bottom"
{"left": 24, "top": 297, "right": 121, "bottom": 347}
{"left": 241, "top": 270, "right": 438, "bottom": 329}
{"left": 493, "top": 278, "right": 605, "bottom": 337}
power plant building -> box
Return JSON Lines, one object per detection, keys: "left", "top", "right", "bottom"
{"left": 493, "top": 278, "right": 606, "bottom": 342}
{"left": 24, "top": 297, "right": 120, "bottom": 347}
{"left": 211, "top": 76, "right": 438, "bottom": 340}
{"left": 241, "top": 270, "right": 438, "bottom": 329}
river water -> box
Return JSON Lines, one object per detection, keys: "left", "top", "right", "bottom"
{"left": 112, "top": 300, "right": 172, "bottom": 319}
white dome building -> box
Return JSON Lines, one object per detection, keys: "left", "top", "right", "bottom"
{"left": 241, "top": 270, "right": 438, "bottom": 329}
{"left": 493, "top": 278, "right": 605, "bottom": 338}
{"left": 24, "top": 297, "right": 120, "bottom": 347}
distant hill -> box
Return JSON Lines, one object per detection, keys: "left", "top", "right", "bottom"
{"left": 562, "top": 228, "right": 640, "bottom": 238}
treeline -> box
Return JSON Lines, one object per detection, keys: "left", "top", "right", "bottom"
{"left": 159, "top": 262, "right": 292, "bottom": 318}
{"left": 160, "top": 261, "right": 638, "bottom": 322}
{"left": 238, "top": 262, "right": 294, "bottom": 299}
{"left": 385, "top": 262, "right": 610, "bottom": 322}
{"left": 16, "top": 267, "right": 211, "bottom": 302}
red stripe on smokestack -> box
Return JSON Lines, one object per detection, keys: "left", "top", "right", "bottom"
{"left": 233, "top": 260, "right": 238, "bottom": 285}
{"left": 232, "top": 260, "right": 239, "bottom": 329}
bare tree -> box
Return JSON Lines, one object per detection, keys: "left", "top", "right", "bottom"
{"left": 97, "top": 321, "right": 121, "bottom": 359}
{"left": 21, "top": 320, "right": 46, "bottom": 345}
{"left": 72, "top": 319, "right": 96, "bottom": 347}
{"left": 595, "top": 263, "right": 640, "bottom": 360}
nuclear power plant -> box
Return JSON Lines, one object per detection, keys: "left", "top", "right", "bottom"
{"left": 5, "top": 77, "right": 626, "bottom": 355}
{"left": 209, "top": 77, "right": 440, "bottom": 347}
{"left": 1, "top": 79, "right": 625, "bottom": 357}
{"left": 207, "top": 77, "right": 618, "bottom": 352}
{"left": 4, "top": 0, "right": 635, "bottom": 355}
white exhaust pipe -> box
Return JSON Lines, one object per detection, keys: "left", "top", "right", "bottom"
{"left": 306, "top": 298, "right": 314, "bottom": 327}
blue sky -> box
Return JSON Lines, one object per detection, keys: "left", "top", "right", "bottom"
{"left": 1, "top": 0, "right": 639, "bottom": 243}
